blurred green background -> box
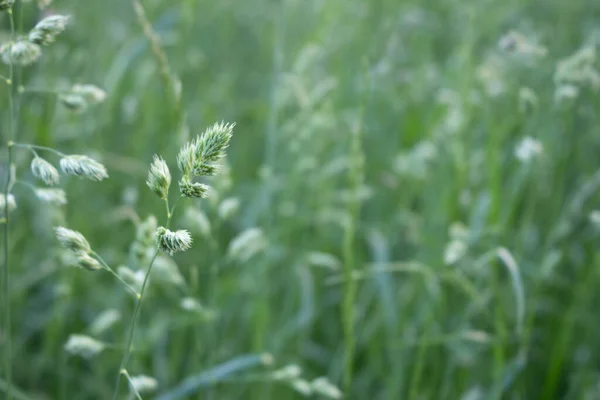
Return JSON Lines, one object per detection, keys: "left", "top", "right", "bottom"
{"left": 3, "top": 0, "right": 600, "bottom": 398}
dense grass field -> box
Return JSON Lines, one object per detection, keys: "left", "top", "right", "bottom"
{"left": 2, "top": 0, "right": 600, "bottom": 398}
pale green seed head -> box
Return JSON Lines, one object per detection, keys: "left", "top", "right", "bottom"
{"left": 60, "top": 155, "right": 108, "bottom": 181}
{"left": 29, "top": 14, "right": 70, "bottom": 45}
{"left": 194, "top": 121, "right": 235, "bottom": 163}
{"left": 146, "top": 155, "right": 171, "bottom": 200}
{"left": 54, "top": 226, "right": 91, "bottom": 253}
{"left": 64, "top": 334, "right": 105, "bottom": 358}
{"left": 31, "top": 156, "right": 60, "bottom": 185}
{"left": 76, "top": 252, "right": 102, "bottom": 271}
{"left": 179, "top": 177, "right": 210, "bottom": 198}
{"left": 70, "top": 84, "right": 107, "bottom": 104}
{"left": 155, "top": 226, "right": 192, "bottom": 255}
{"left": 1, "top": 40, "right": 42, "bottom": 66}
{"left": 177, "top": 142, "right": 196, "bottom": 176}
{"left": 129, "top": 375, "right": 158, "bottom": 394}
{"left": 59, "top": 93, "right": 88, "bottom": 113}
{"left": 35, "top": 188, "right": 67, "bottom": 205}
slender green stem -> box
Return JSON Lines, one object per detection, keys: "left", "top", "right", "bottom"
{"left": 112, "top": 197, "right": 182, "bottom": 399}
{"left": 11, "top": 143, "right": 67, "bottom": 157}
{"left": 2, "top": 8, "right": 16, "bottom": 400}
{"left": 130, "top": 0, "right": 187, "bottom": 144}
{"left": 90, "top": 251, "right": 141, "bottom": 298}
{"left": 341, "top": 60, "right": 368, "bottom": 391}
{"left": 121, "top": 369, "right": 143, "bottom": 400}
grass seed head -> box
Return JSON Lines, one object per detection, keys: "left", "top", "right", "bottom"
{"left": 311, "top": 377, "right": 343, "bottom": 399}
{"left": 1, "top": 40, "right": 42, "bottom": 66}
{"left": 192, "top": 161, "right": 220, "bottom": 177}
{"left": 71, "top": 84, "right": 107, "bottom": 104}
{"left": 58, "top": 93, "right": 88, "bottom": 112}
{"left": 177, "top": 142, "right": 196, "bottom": 176}
{"left": 147, "top": 155, "right": 171, "bottom": 200}
{"left": 35, "top": 188, "right": 67, "bottom": 205}
{"left": 194, "top": 121, "right": 235, "bottom": 163}
{"left": 31, "top": 156, "right": 60, "bottom": 185}
{"left": 179, "top": 177, "right": 210, "bottom": 198}
{"left": 29, "top": 14, "right": 70, "bottom": 45}
{"left": 129, "top": 375, "right": 158, "bottom": 394}
{"left": 60, "top": 155, "right": 108, "bottom": 181}
{"left": 64, "top": 334, "right": 105, "bottom": 358}
{"left": 54, "top": 226, "right": 91, "bottom": 254}
{"left": 155, "top": 226, "right": 192, "bottom": 254}
{"left": 76, "top": 252, "right": 102, "bottom": 271}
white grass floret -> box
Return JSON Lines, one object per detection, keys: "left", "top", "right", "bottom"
{"left": 64, "top": 334, "right": 105, "bottom": 358}
{"left": 60, "top": 155, "right": 108, "bottom": 181}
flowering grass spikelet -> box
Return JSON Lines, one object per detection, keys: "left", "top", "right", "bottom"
{"left": 90, "top": 309, "right": 121, "bottom": 335}
{"left": 1, "top": 40, "right": 41, "bottom": 66}
{"left": 218, "top": 197, "right": 240, "bottom": 220}
{"left": 291, "top": 379, "right": 313, "bottom": 396}
{"left": 29, "top": 14, "right": 70, "bottom": 45}
{"left": 55, "top": 226, "right": 91, "bottom": 254}
{"left": 0, "top": 0, "right": 14, "bottom": 11}
{"left": 35, "top": 188, "right": 67, "bottom": 205}
{"left": 444, "top": 239, "right": 467, "bottom": 265}
{"left": 31, "top": 156, "right": 59, "bottom": 185}
{"left": 129, "top": 375, "right": 158, "bottom": 394}
{"left": 58, "top": 93, "right": 88, "bottom": 112}
{"left": 147, "top": 155, "right": 171, "bottom": 200}
{"left": 60, "top": 155, "right": 108, "bottom": 181}
{"left": 180, "top": 297, "right": 203, "bottom": 312}
{"left": 177, "top": 142, "right": 196, "bottom": 176}
{"left": 272, "top": 364, "right": 302, "bottom": 380}
{"left": 227, "top": 227, "right": 268, "bottom": 262}
{"left": 156, "top": 226, "right": 192, "bottom": 254}
{"left": 311, "top": 377, "right": 343, "bottom": 399}
{"left": 71, "top": 84, "right": 107, "bottom": 104}
{"left": 194, "top": 121, "right": 235, "bottom": 162}
{"left": 64, "top": 334, "right": 105, "bottom": 358}
{"left": 181, "top": 207, "right": 211, "bottom": 237}
{"left": 515, "top": 136, "right": 543, "bottom": 163}
{"left": 179, "top": 177, "right": 210, "bottom": 198}
{"left": 193, "top": 161, "right": 220, "bottom": 177}
{"left": 76, "top": 252, "right": 102, "bottom": 271}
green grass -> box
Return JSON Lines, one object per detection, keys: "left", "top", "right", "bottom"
{"left": 2, "top": 0, "right": 600, "bottom": 398}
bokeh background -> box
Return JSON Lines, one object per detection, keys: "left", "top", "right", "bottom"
{"left": 3, "top": 0, "right": 600, "bottom": 398}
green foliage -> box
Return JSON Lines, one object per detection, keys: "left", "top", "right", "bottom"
{"left": 2, "top": 0, "right": 600, "bottom": 399}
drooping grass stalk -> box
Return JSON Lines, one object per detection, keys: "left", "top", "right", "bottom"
{"left": 90, "top": 251, "right": 141, "bottom": 298}
{"left": 112, "top": 196, "right": 182, "bottom": 400}
{"left": 130, "top": 0, "right": 187, "bottom": 143}
{"left": 2, "top": 8, "right": 16, "bottom": 400}
{"left": 341, "top": 62, "right": 367, "bottom": 391}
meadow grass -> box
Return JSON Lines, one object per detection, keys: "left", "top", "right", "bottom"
{"left": 2, "top": 0, "right": 600, "bottom": 399}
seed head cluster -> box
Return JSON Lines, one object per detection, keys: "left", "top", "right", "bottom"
{"left": 31, "top": 156, "right": 60, "bottom": 185}
{"left": 60, "top": 155, "right": 108, "bottom": 181}
{"left": 155, "top": 227, "right": 193, "bottom": 255}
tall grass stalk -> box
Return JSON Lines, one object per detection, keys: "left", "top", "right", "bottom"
{"left": 342, "top": 70, "right": 367, "bottom": 390}
{"left": 130, "top": 0, "right": 187, "bottom": 143}
{"left": 112, "top": 197, "right": 182, "bottom": 399}
{"left": 2, "top": 7, "right": 16, "bottom": 400}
